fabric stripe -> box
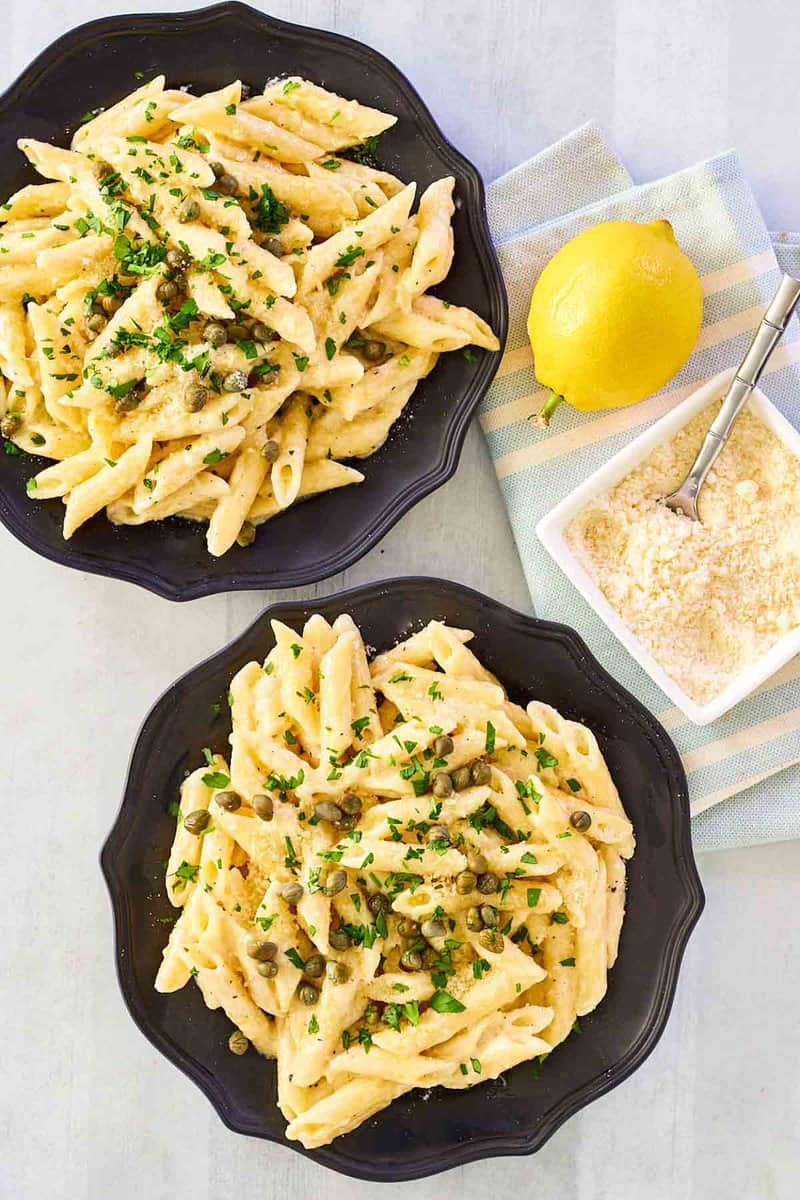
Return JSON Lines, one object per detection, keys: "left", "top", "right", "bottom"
{"left": 493, "top": 340, "right": 800, "bottom": 476}
{"left": 682, "top": 709, "right": 800, "bottom": 774}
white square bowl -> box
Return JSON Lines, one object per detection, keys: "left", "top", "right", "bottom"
{"left": 536, "top": 368, "right": 800, "bottom": 725}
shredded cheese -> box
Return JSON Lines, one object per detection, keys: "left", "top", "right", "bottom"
{"left": 565, "top": 400, "right": 800, "bottom": 704}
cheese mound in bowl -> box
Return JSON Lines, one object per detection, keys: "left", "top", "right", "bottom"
{"left": 565, "top": 400, "right": 800, "bottom": 706}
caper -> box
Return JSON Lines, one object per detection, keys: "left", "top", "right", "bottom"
{"left": 246, "top": 937, "right": 277, "bottom": 962}
{"left": 261, "top": 438, "right": 280, "bottom": 462}
{"left": 261, "top": 236, "right": 284, "bottom": 257}
{"left": 179, "top": 199, "right": 200, "bottom": 223}
{"left": 471, "top": 760, "right": 492, "bottom": 786}
{"left": 325, "top": 869, "right": 347, "bottom": 897}
{"left": 364, "top": 1002, "right": 381, "bottom": 1025}
{"left": 465, "top": 906, "right": 483, "bottom": 932}
{"left": 367, "top": 892, "right": 391, "bottom": 916}
{"left": 100, "top": 293, "right": 122, "bottom": 315}
{"left": 339, "top": 792, "right": 362, "bottom": 816}
{"left": 479, "top": 904, "right": 499, "bottom": 928}
{"left": 432, "top": 771, "right": 453, "bottom": 799}
{"left": 337, "top": 812, "right": 358, "bottom": 831}
{"left": 86, "top": 312, "right": 107, "bottom": 333}
{"left": 216, "top": 791, "right": 241, "bottom": 812}
{"left": 477, "top": 872, "right": 500, "bottom": 895}
{"left": 304, "top": 953, "right": 326, "bottom": 979}
{"left": 427, "top": 824, "right": 450, "bottom": 846}
{"left": 0, "top": 412, "right": 22, "bottom": 438}
{"left": 236, "top": 521, "right": 256, "bottom": 548}
{"left": 204, "top": 321, "right": 227, "bottom": 347}
{"left": 113, "top": 390, "right": 141, "bottom": 414}
{"left": 228, "top": 1029, "right": 249, "bottom": 1055}
{"left": 256, "top": 959, "right": 278, "bottom": 978}
{"left": 279, "top": 881, "right": 303, "bottom": 905}
{"left": 362, "top": 339, "right": 386, "bottom": 362}
{"left": 421, "top": 918, "right": 446, "bottom": 941}
{"left": 223, "top": 370, "right": 249, "bottom": 392}
{"left": 183, "top": 808, "right": 210, "bottom": 835}
{"left": 117, "top": 273, "right": 138, "bottom": 287}
{"left": 328, "top": 927, "right": 351, "bottom": 950}
{"left": 314, "top": 800, "right": 344, "bottom": 824}
{"left": 107, "top": 341, "right": 122, "bottom": 358}
{"left": 165, "top": 248, "right": 190, "bottom": 272}
{"left": 156, "top": 279, "right": 179, "bottom": 304}
{"left": 570, "top": 809, "right": 592, "bottom": 832}
{"left": 171, "top": 270, "right": 188, "bottom": 291}
{"left": 326, "top": 960, "right": 349, "bottom": 984}
{"left": 227, "top": 322, "right": 250, "bottom": 341}
{"left": 433, "top": 734, "right": 454, "bottom": 757}
{"left": 299, "top": 983, "right": 318, "bottom": 1006}
{"left": 451, "top": 765, "right": 472, "bottom": 791}
{"left": 216, "top": 172, "right": 239, "bottom": 196}
{"left": 400, "top": 949, "right": 422, "bottom": 971}
{"left": 186, "top": 382, "right": 208, "bottom": 411}
{"left": 251, "top": 321, "right": 274, "bottom": 342}
{"left": 467, "top": 850, "right": 488, "bottom": 875}
{"left": 396, "top": 917, "right": 419, "bottom": 939}
{"left": 421, "top": 945, "right": 438, "bottom": 969}
{"left": 478, "top": 928, "right": 504, "bottom": 954}
{"left": 252, "top": 793, "right": 274, "bottom": 821}
{"left": 455, "top": 870, "right": 477, "bottom": 895}
{"left": 210, "top": 161, "right": 226, "bottom": 180}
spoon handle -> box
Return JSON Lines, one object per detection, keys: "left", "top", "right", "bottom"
{"left": 708, "top": 274, "right": 800, "bottom": 442}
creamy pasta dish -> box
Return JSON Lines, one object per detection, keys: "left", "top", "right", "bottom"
{"left": 0, "top": 76, "right": 499, "bottom": 555}
{"left": 155, "top": 612, "right": 634, "bottom": 1147}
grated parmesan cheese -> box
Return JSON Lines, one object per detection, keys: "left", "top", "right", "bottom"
{"left": 565, "top": 400, "right": 800, "bottom": 704}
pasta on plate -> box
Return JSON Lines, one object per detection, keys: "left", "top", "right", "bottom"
{"left": 155, "top": 613, "right": 634, "bottom": 1148}
{"left": 0, "top": 76, "right": 499, "bottom": 555}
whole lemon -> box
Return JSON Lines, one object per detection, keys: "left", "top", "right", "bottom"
{"left": 527, "top": 219, "right": 702, "bottom": 424}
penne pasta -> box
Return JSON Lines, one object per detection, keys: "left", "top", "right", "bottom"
{"left": 2, "top": 76, "right": 498, "bottom": 554}
{"left": 155, "top": 615, "right": 632, "bottom": 1148}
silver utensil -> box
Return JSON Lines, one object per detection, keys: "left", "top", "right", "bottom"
{"left": 662, "top": 273, "right": 800, "bottom": 520}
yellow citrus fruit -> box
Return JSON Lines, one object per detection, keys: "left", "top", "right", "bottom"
{"left": 527, "top": 219, "right": 703, "bottom": 422}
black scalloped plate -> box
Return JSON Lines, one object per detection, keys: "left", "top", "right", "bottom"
{"left": 101, "top": 578, "right": 703, "bottom": 1181}
{"left": 0, "top": 3, "right": 507, "bottom": 600}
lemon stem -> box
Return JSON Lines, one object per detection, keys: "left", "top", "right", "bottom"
{"left": 536, "top": 390, "right": 564, "bottom": 428}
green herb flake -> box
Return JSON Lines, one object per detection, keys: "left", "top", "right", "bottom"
{"left": 429, "top": 989, "right": 465, "bottom": 1014}
{"left": 202, "top": 771, "right": 230, "bottom": 790}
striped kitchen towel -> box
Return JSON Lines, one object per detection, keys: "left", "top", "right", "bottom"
{"left": 481, "top": 123, "right": 800, "bottom": 852}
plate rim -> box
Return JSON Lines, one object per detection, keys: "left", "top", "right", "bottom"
{"left": 101, "top": 575, "right": 704, "bottom": 1181}
{"left": 0, "top": 1, "right": 508, "bottom": 601}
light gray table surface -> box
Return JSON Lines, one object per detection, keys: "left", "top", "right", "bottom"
{"left": 2, "top": 1, "right": 799, "bottom": 1197}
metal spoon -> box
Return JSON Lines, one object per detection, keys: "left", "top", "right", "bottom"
{"left": 662, "top": 273, "right": 800, "bottom": 520}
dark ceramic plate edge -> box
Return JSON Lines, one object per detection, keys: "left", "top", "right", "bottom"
{"left": 101, "top": 578, "right": 704, "bottom": 1181}
{"left": 0, "top": 3, "right": 508, "bottom": 600}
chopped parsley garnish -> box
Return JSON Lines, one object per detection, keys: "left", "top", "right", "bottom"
{"left": 202, "top": 770, "right": 230, "bottom": 789}
{"left": 534, "top": 747, "right": 559, "bottom": 770}
{"left": 250, "top": 183, "right": 289, "bottom": 234}
{"left": 334, "top": 244, "right": 365, "bottom": 269}
{"left": 429, "top": 989, "right": 465, "bottom": 1014}
{"left": 171, "top": 861, "right": 200, "bottom": 888}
